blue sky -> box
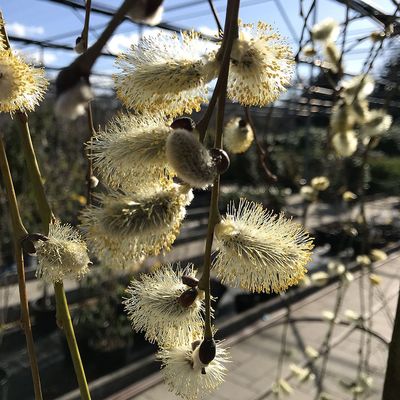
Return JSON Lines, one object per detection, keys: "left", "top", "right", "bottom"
{"left": 1, "top": 0, "right": 398, "bottom": 91}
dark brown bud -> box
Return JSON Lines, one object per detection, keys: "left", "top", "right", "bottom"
{"left": 144, "top": 0, "right": 164, "bottom": 16}
{"left": 21, "top": 233, "right": 49, "bottom": 255}
{"left": 209, "top": 148, "right": 230, "bottom": 174}
{"left": 75, "top": 36, "right": 82, "bottom": 46}
{"left": 171, "top": 117, "right": 195, "bottom": 132}
{"left": 182, "top": 275, "right": 199, "bottom": 288}
{"left": 21, "top": 239, "right": 36, "bottom": 255}
{"left": 191, "top": 339, "right": 202, "bottom": 351}
{"left": 238, "top": 118, "right": 247, "bottom": 128}
{"left": 199, "top": 338, "right": 216, "bottom": 365}
{"left": 178, "top": 288, "right": 198, "bottom": 308}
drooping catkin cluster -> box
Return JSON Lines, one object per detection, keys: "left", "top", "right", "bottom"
{"left": 311, "top": 18, "right": 341, "bottom": 72}
{"left": 123, "top": 262, "right": 229, "bottom": 398}
{"left": 81, "top": 185, "right": 192, "bottom": 266}
{"left": 213, "top": 199, "right": 314, "bottom": 293}
{"left": 228, "top": 21, "right": 295, "bottom": 106}
{"left": 114, "top": 31, "right": 219, "bottom": 117}
{"left": 310, "top": 19, "right": 393, "bottom": 157}
{"left": 35, "top": 221, "right": 91, "bottom": 283}
{"left": 0, "top": 33, "right": 48, "bottom": 113}
{"left": 328, "top": 74, "right": 392, "bottom": 156}
{"left": 78, "top": 13, "right": 304, "bottom": 399}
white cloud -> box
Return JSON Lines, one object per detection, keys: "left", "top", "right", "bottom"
{"left": 198, "top": 26, "right": 219, "bottom": 37}
{"left": 30, "top": 52, "right": 57, "bottom": 65}
{"left": 7, "top": 22, "right": 45, "bottom": 37}
{"left": 14, "top": 49, "right": 57, "bottom": 65}
{"left": 107, "top": 32, "right": 140, "bottom": 54}
{"left": 106, "top": 28, "right": 166, "bottom": 55}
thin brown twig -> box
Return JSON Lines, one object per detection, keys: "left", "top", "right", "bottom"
{"left": 79, "top": 0, "right": 92, "bottom": 51}
{"left": 86, "top": 103, "right": 96, "bottom": 206}
{"left": 244, "top": 107, "right": 277, "bottom": 183}
{"left": 64, "top": 0, "right": 136, "bottom": 78}
{"left": 207, "top": 0, "right": 223, "bottom": 33}
{"left": 81, "top": 1, "right": 96, "bottom": 207}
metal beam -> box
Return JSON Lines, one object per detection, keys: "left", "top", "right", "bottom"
{"left": 41, "top": 0, "right": 219, "bottom": 41}
{"left": 333, "top": 0, "right": 399, "bottom": 26}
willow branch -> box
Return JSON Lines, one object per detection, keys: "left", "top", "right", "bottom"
{"left": 82, "top": 2, "right": 96, "bottom": 206}
{"left": 85, "top": 103, "right": 96, "bottom": 206}
{"left": 1, "top": 15, "right": 91, "bottom": 398}
{"left": 14, "top": 124, "right": 92, "bottom": 398}
{"left": 16, "top": 114, "right": 54, "bottom": 234}
{"left": 69, "top": 0, "right": 136, "bottom": 76}
{"left": 15, "top": 111, "right": 92, "bottom": 400}
{"left": 197, "top": 1, "right": 239, "bottom": 142}
{"left": 244, "top": 107, "right": 277, "bottom": 183}
{"left": 0, "top": 137, "right": 43, "bottom": 400}
{"left": 79, "top": 0, "right": 92, "bottom": 51}
{"left": 54, "top": 282, "right": 91, "bottom": 400}
{"left": 198, "top": 0, "right": 240, "bottom": 339}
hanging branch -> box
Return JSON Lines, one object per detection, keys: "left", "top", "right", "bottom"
{"left": 80, "top": 0, "right": 97, "bottom": 207}
{"left": 198, "top": 0, "right": 240, "bottom": 339}
{"left": 244, "top": 107, "right": 277, "bottom": 183}
{"left": 85, "top": 104, "right": 96, "bottom": 206}
{"left": 0, "top": 15, "right": 91, "bottom": 400}
{"left": 57, "top": 0, "right": 136, "bottom": 87}
{"left": 77, "top": 0, "right": 92, "bottom": 51}
{"left": 0, "top": 137, "right": 43, "bottom": 400}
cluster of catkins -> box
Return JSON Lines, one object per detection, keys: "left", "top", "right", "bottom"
{"left": 0, "top": 10, "right": 315, "bottom": 399}
{"left": 68, "top": 17, "right": 313, "bottom": 399}
{"left": 308, "top": 18, "right": 393, "bottom": 157}
{"left": 330, "top": 74, "right": 392, "bottom": 157}
{"left": 79, "top": 19, "right": 314, "bottom": 399}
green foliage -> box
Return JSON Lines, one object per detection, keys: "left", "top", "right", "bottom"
{"left": 273, "top": 125, "right": 327, "bottom": 186}
{"left": 368, "top": 156, "right": 400, "bottom": 195}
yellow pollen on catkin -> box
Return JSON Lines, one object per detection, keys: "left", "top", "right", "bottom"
{"left": 213, "top": 199, "right": 313, "bottom": 293}
{"left": 0, "top": 46, "right": 48, "bottom": 113}
{"left": 227, "top": 21, "right": 294, "bottom": 107}
{"left": 114, "top": 31, "right": 219, "bottom": 117}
